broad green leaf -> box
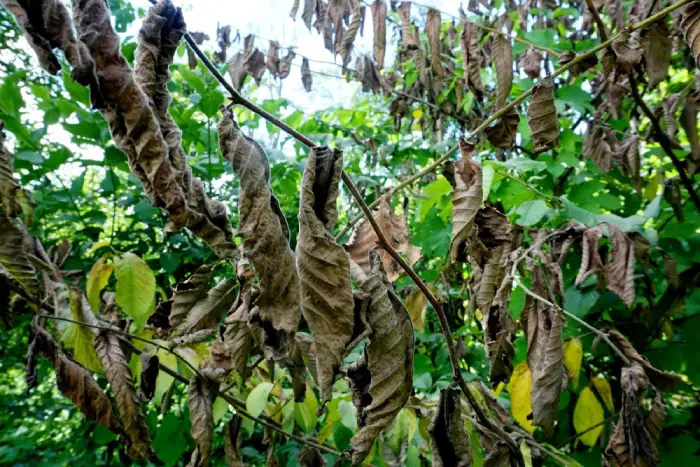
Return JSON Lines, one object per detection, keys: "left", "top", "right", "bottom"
{"left": 212, "top": 397, "right": 229, "bottom": 424}
{"left": 246, "top": 382, "right": 274, "bottom": 418}
{"left": 86, "top": 257, "right": 113, "bottom": 312}
{"left": 563, "top": 338, "right": 583, "bottom": 389}
{"left": 520, "top": 440, "right": 533, "bottom": 467}
{"left": 515, "top": 199, "right": 549, "bottom": 226}
{"left": 338, "top": 399, "right": 357, "bottom": 431}
{"left": 419, "top": 177, "right": 451, "bottom": 222}
{"left": 573, "top": 386, "right": 604, "bottom": 447}
{"left": 154, "top": 349, "right": 177, "bottom": 406}
{"left": 591, "top": 377, "right": 614, "bottom": 413}
{"left": 508, "top": 361, "right": 535, "bottom": 434}
{"left": 61, "top": 289, "right": 102, "bottom": 373}
{"left": 114, "top": 252, "right": 155, "bottom": 330}
{"left": 294, "top": 383, "right": 318, "bottom": 431}
{"left": 482, "top": 164, "right": 496, "bottom": 201}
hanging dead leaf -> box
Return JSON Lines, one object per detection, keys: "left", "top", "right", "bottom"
{"left": 617, "top": 135, "right": 642, "bottom": 194}
{"left": 485, "top": 107, "right": 521, "bottom": 149}
{"left": 403, "top": 286, "right": 428, "bottom": 333}
{"left": 338, "top": 0, "right": 361, "bottom": 60}
{"left": 427, "top": 9, "right": 445, "bottom": 77}
{"left": 492, "top": 33, "right": 513, "bottom": 108}
{"left": 460, "top": 19, "right": 484, "bottom": 101}
{"left": 267, "top": 41, "right": 281, "bottom": 77}
{"left": 344, "top": 194, "right": 421, "bottom": 282}
{"left": 302, "top": 0, "right": 317, "bottom": 30}
{"left": 642, "top": 19, "right": 672, "bottom": 88}
{"left": 444, "top": 140, "right": 482, "bottom": 262}
{"left": 370, "top": 0, "right": 387, "bottom": 69}
{"left": 360, "top": 55, "right": 383, "bottom": 94}
{"left": 278, "top": 49, "right": 296, "bottom": 79}
{"left": 218, "top": 107, "right": 301, "bottom": 361}
{"left": 483, "top": 287, "right": 516, "bottom": 385}
{"left": 296, "top": 147, "right": 355, "bottom": 404}
{"left": 0, "top": 124, "right": 21, "bottom": 218}
{"left": 605, "top": 224, "right": 636, "bottom": 308}
{"left": 0, "top": 212, "right": 40, "bottom": 297}
{"left": 225, "top": 415, "right": 244, "bottom": 467}
{"left": 347, "top": 251, "right": 414, "bottom": 465}
{"left": 664, "top": 178, "right": 684, "bottom": 222}
{"left": 301, "top": 57, "right": 313, "bottom": 92}
{"left": 519, "top": 48, "right": 542, "bottom": 80}
{"left": 138, "top": 353, "right": 159, "bottom": 402}
{"left": 663, "top": 94, "right": 682, "bottom": 140}
{"left": 173, "top": 279, "right": 237, "bottom": 337}
{"left": 214, "top": 25, "right": 232, "bottom": 62}
{"left": 32, "top": 328, "right": 121, "bottom": 432}
{"left": 94, "top": 331, "right": 152, "bottom": 458}
{"left": 188, "top": 375, "right": 219, "bottom": 467}
{"left": 607, "top": 330, "right": 683, "bottom": 391}
{"left": 297, "top": 445, "right": 327, "bottom": 466}
{"left": 187, "top": 32, "right": 209, "bottom": 69}
{"left": 223, "top": 281, "right": 256, "bottom": 379}
{"left": 398, "top": 1, "right": 418, "bottom": 49}
{"left": 429, "top": 386, "right": 473, "bottom": 466}
{"left": 169, "top": 265, "right": 215, "bottom": 329}
{"left": 527, "top": 77, "right": 559, "bottom": 154}
{"left": 483, "top": 441, "right": 516, "bottom": 467}
{"left": 583, "top": 124, "right": 617, "bottom": 173}
{"left": 607, "top": 31, "right": 643, "bottom": 75}
{"left": 557, "top": 50, "right": 598, "bottom": 76}
{"left": 681, "top": 2, "right": 700, "bottom": 67}
{"left": 576, "top": 225, "right": 603, "bottom": 285}
{"left": 680, "top": 95, "right": 700, "bottom": 173}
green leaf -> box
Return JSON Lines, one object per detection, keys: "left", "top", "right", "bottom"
{"left": 61, "top": 289, "right": 102, "bottom": 373}
{"left": 337, "top": 399, "right": 357, "bottom": 431}
{"left": 246, "top": 382, "right": 274, "bottom": 418}
{"left": 86, "top": 257, "right": 114, "bottom": 312}
{"left": 419, "top": 177, "right": 451, "bottom": 221}
{"left": 564, "top": 288, "right": 600, "bottom": 317}
{"left": 114, "top": 252, "right": 156, "bottom": 330}
{"left": 514, "top": 199, "right": 549, "bottom": 226}
{"left": 482, "top": 164, "right": 496, "bottom": 201}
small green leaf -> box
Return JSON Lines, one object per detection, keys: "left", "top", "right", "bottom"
{"left": 246, "top": 382, "right": 274, "bottom": 418}
{"left": 114, "top": 252, "right": 156, "bottom": 330}
{"left": 515, "top": 199, "right": 549, "bottom": 226}
{"left": 482, "top": 164, "right": 496, "bottom": 201}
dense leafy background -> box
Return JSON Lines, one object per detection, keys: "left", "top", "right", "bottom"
{"left": 0, "top": 0, "right": 699, "bottom": 466}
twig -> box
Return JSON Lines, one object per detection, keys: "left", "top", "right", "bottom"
{"left": 556, "top": 413, "right": 617, "bottom": 448}
{"left": 584, "top": 0, "right": 609, "bottom": 42}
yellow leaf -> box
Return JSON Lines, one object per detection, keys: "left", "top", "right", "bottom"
{"left": 508, "top": 361, "right": 535, "bottom": 434}
{"left": 86, "top": 256, "right": 114, "bottom": 312}
{"left": 404, "top": 287, "right": 427, "bottom": 332}
{"left": 563, "top": 338, "right": 583, "bottom": 388}
{"left": 413, "top": 108, "right": 423, "bottom": 119}
{"left": 87, "top": 239, "right": 111, "bottom": 254}
{"left": 573, "top": 386, "right": 604, "bottom": 447}
{"left": 644, "top": 173, "right": 660, "bottom": 201}
{"left": 591, "top": 377, "right": 615, "bottom": 413}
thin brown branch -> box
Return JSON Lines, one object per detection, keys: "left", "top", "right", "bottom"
{"left": 584, "top": 0, "right": 610, "bottom": 41}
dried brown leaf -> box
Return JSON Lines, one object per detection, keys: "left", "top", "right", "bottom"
{"left": 444, "top": 140, "right": 483, "bottom": 262}
{"left": 347, "top": 251, "right": 414, "bottom": 465}
{"left": 94, "top": 331, "right": 152, "bottom": 458}
{"left": 290, "top": 0, "right": 301, "bottom": 19}
{"left": 519, "top": 48, "right": 542, "bottom": 80}
{"left": 492, "top": 33, "right": 513, "bottom": 108}
{"left": 0, "top": 211, "right": 40, "bottom": 296}
{"left": 680, "top": 95, "right": 700, "bottom": 172}
{"left": 225, "top": 415, "right": 244, "bottom": 467}
{"left": 33, "top": 328, "right": 121, "bottom": 431}
{"left": 427, "top": 9, "right": 445, "bottom": 77}
{"left": 557, "top": 50, "right": 598, "bottom": 77}
{"left": 338, "top": 0, "right": 361, "bottom": 60}
{"left": 527, "top": 77, "right": 559, "bottom": 153}
{"left": 617, "top": 135, "right": 642, "bottom": 194}
{"left": 370, "top": 0, "right": 387, "bottom": 69}
{"left": 485, "top": 107, "right": 521, "bottom": 149}
{"left": 214, "top": 25, "right": 232, "bottom": 63}
{"left": 297, "top": 445, "right": 327, "bottom": 467}
{"left": 267, "top": 41, "right": 281, "bottom": 77}
{"left": 608, "top": 31, "right": 643, "bottom": 75}
{"left": 429, "top": 386, "right": 473, "bottom": 467}
{"left": 138, "top": 353, "right": 159, "bottom": 402}
{"left": 608, "top": 330, "right": 683, "bottom": 391}
{"left": 483, "top": 441, "right": 516, "bottom": 467}
{"left": 169, "top": 265, "right": 215, "bottom": 329}
{"left": 681, "top": 2, "right": 700, "bottom": 68}
{"left": 663, "top": 178, "right": 684, "bottom": 222}
{"left": 583, "top": 124, "right": 616, "bottom": 173}
{"left": 642, "top": 19, "right": 672, "bottom": 88}
{"left": 398, "top": 2, "right": 418, "bottom": 49}
{"left": 296, "top": 147, "right": 355, "bottom": 403}
{"left": 0, "top": 124, "right": 21, "bottom": 218}
{"left": 663, "top": 94, "right": 681, "bottom": 140}
{"left": 187, "top": 32, "right": 209, "bottom": 69}
{"left": 278, "top": 49, "right": 296, "bottom": 79}
{"left": 173, "top": 278, "right": 237, "bottom": 337}
{"left": 460, "top": 20, "right": 484, "bottom": 101}
{"left": 301, "top": 57, "right": 313, "bottom": 92}
{"left": 302, "top": 0, "right": 317, "bottom": 30}
{"left": 218, "top": 107, "right": 301, "bottom": 360}
{"left": 223, "top": 283, "right": 256, "bottom": 379}
{"left": 605, "top": 224, "right": 636, "bottom": 307}
{"left": 187, "top": 375, "right": 218, "bottom": 467}
{"left": 576, "top": 225, "right": 603, "bottom": 285}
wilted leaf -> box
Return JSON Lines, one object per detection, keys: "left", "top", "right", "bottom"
{"left": 680, "top": 95, "right": 700, "bottom": 172}
{"left": 223, "top": 283, "right": 255, "bottom": 379}
{"left": 302, "top": 0, "right": 317, "bottom": 30}
{"left": 61, "top": 289, "right": 102, "bottom": 373}
{"left": 617, "top": 135, "right": 641, "bottom": 194}
{"left": 301, "top": 58, "right": 313, "bottom": 92}
{"left": 527, "top": 77, "right": 559, "bottom": 153}
{"left": 557, "top": 50, "right": 598, "bottom": 76}
{"left": 289, "top": 0, "right": 300, "bottom": 20}
{"left": 507, "top": 361, "right": 535, "bottom": 434}
{"left": 404, "top": 286, "right": 428, "bottom": 333}
{"left": 398, "top": 1, "right": 418, "bottom": 50}
{"left": 519, "top": 48, "right": 542, "bottom": 80}
{"left": 429, "top": 386, "right": 473, "bottom": 467}
{"left": 337, "top": 0, "right": 361, "bottom": 61}
{"left": 370, "top": 0, "right": 387, "bottom": 69}
{"left": 94, "top": 331, "right": 152, "bottom": 458}
{"left": 460, "top": 19, "right": 484, "bottom": 100}
{"left": 345, "top": 195, "right": 421, "bottom": 282}
{"left": 583, "top": 124, "right": 617, "bottom": 173}
{"left": 187, "top": 32, "right": 209, "bottom": 69}
{"left": 266, "top": 41, "right": 281, "bottom": 77}
{"left": 591, "top": 376, "right": 615, "bottom": 413}
{"left": 642, "top": 19, "right": 672, "bottom": 88}
{"left": 607, "top": 330, "right": 683, "bottom": 391}
{"left": 225, "top": 415, "right": 244, "bottom": 467}
{"left": 427, "top": 9, "right": 445, "bottom": 77}
{"left": 296, "top": 147, "right": 355, "bottom": 404}
{"left": 0, "top": 211, "right": 40, "bottom": 295}
{"left": 483, "top": 441, "right": 516, "bottom": 467}
{"left": 218, "top": 107, "right": 301, "bottom": 360}
{"left": 346, "top": 251, "right": 414, "bottom": 465}
{"left": 0, "top": 123, "right": 22, "bottom": 218}
{"left": 606, "top": 31, "right": 643, "bottom": 75}
{"left": 173, "top": 278, "right": 237, "bottom": 337}
{"left": 86, "top": 257, "right": 113, "bottom": 313}
{"left": 137, "top": 353, "right": 159, "bottom": 402}
{"left": 681, "top": 2, "right": 700, "bottom": 68}
{"left": 279, "top": 49, "right": 296, "bottom": 79}
{"left": 573, "top": 386, "right": 604, "bottom": 447}
{"left": 32, "top": 328, "right": 121, "bottom": 431}
{"left": 444, "top": 140, "right": 482, "bottom": 262}
{"left": 664, "top": 178, "right": 684, "bottom": 222}
{"left": 575, "top": 225, "right": 603, "bottom": 286}
{"left": 563, "top": 338, "right": 583, "bottom": 388}
{"left": 605, "top": 224, "right": 635, "bottom": 307}
{"left": 297, "top": 445, "right": 327, "bottom": 467}
{"left": 485, "top": 107, "right": 521, "bottom": 149}
{"left": 114, "top": 252, "right": 155, "bottom": 330}
{"left": 188, "top": 375, "right": 218, "bottom": 467}
{"left": 492, "top": 33, "right": 513, "bottom": 108}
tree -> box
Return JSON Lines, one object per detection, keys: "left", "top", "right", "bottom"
{"left": 0, "top": 0, "right": 698, "bottom": 466}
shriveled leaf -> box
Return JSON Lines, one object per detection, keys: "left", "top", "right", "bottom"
{"left": 289, "top": 0, "right": 300, "bottom": 20}
{"left": 397, "top": 1, "right": 418, "bottom": 49}
{"left": 188, "top": 375, "right": 219, "bottom": 467}
{"left": 137, "top": 353, "right": 159, "bottom": 402}
{"left": 296, "top": 146, "right": 355, "bottom": 404}
{"left": 301, "top": 57, "right": 313, "bottom": 92}
{"left": 0, "top": 212, "right": 40, "bottom": 295}
{"left": 170, "top": 265, "right": 215, "bottom": 328}
{"left": 608, "top": 330, "right": 683, "bottom": 391}
{"left": 583, "top": 124, "right": 616, "bottom": 173}
{"left": 370, "top": 0, "right": 387, "bottom": 69}
{"left": 485, "top": 107, "right": 520, "bottom": 149}
{"left": 337, "top": 0, "right": 361, "bottom": 61}
{"left": 347, "top": 251, "right": 414, "bottom": 465}
{"left": 345, "top": 196, "right": 421, "bottom": 282}
{"left": 527, "top": 77, "right": 559, "bottom": 154}
{"left": 680, "top": 95, "right": 700, "bottom": 172}
{"left": 591, "top": 376, "right": 615, "bottom": 413}
{"left": 492, "top": 33, "right": 513, "bottom": 108}
{"left": 225, "top": 415, "right": 244, "bottom": 467}
{"left": 297, "top": 445, "right": 327, "bottom": 467}
{"left": 519, "top": 48, "right": 542, "bottom": 80}
{"left": 557, "top": 50, "right": 598, "bottom": 76}
{"left": 607, "top": 32, "right": 643, "bottom": 75}
{"left": 605, "top": 224, "right": 635, "bottom": 307}
{"left": 460, "top": 19, "right": 484, "bottom": 100}
{"left": 563, "top": 338, "right": 583, "bottom": 388}
{"left": 575, "top": 225, "right": 603, "bottom": 286}
{"left": 173, "top": 278, "right": 237, "bottom": 337}
{"left": 507, "top": 361, "right": 535, "bottom": 434}
{"left": 427, "top": 9, "right": 445, "bottom": 77}
{"left": 642, "top": 19, "right": 672, "bottom": 88}
{"left": 617, "top": 135, "right": 641, "bottom": 194}
{"left": 223, "top": 284, "right": 255, "bottom": 379}
{"left": 94, "top": 331, "right": 152, "bottom": 458}
{"left": 483, "top": 442, "right": 516, "bottom": 467}
{"left": 86, "top": 257, "right": 113, "bottom": 313}
{"left": 573, "top": 386, "right": 604, "bottom": 447}
{"left": 219, "top": 107, "right": 301, "bottom": 360}
{"left": 302, "top": 0, "right": 317, "bottom": 30}
{"left": 114, "top": 252, "right": 156, "bottom": 330}
{"left": 266, "top": 41, "right": 281, "bottom": 77}
{"left": 0, "top": 123, "right": 22, "bottom": 218}
{"left": 444, "top": 140, "right": 482, "bottom": 263}
{"left": 681, "top": 2, "right": 700, "bottom": 68}
{"left": 429, "top": 386, "right": 473, "bottom": 467}
{"left": 404, "top": 286, "right": 428, "bottom": 333}
{"left": 62, "top": 289, "right": 102, "bottom": 373}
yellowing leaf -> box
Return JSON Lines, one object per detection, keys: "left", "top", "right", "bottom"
{"left": 404, "top": 287, "right": 427, "bottom": 332}
{"left": 86, "top": 256, "right": 113, "bottom": 312}
{"left": 573, "top": 386, "right": 604, "bottom": 447}
{"left": 413, "top": 108, "right": 423, "bottom": 119}
{"left": 246, "top": 382, "right": 274, "bottom": 418}
{"left": 520, "top": 440, "right": 533, "bottom": 467}
{"left": 114, "top": 252, "right": 155, "bottom": 330}
{"left": 153, "top": 349, "right": 177, "bottom": 406}
{"left": 508, "top": 361, "right": 535, "bottom": 434}
{"left": 563, "top": 338, "right": 583, "bottom": 388}
{"left": 591, "top": 377, "right": 615, "bottom": 413}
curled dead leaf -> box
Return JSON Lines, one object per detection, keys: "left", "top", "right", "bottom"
{"left": 460, "top": 19, "right": 484, "bottom": 101}
{"left": 519, "top": 48, "right": 542, "bottom": 80}
{"left": 225, "top": 415, "right": 244, "bottom": 467}
{"left": 557, "top": 50, "right": 598, "bottom": 76}
{"left": 485, "top": 107, "right": 521, "bottom": 149}
{"left": 188, "top": 375, "right": 219, "bottom": 467}
{"left": 642, "top": 18, "right": 672, "bottom": 88}
{"left": 527, "top": 77, "right": 559, "bottom": 153}
{"left": 138, "top": 353, "right": 159, "bottom": 402}
{"left": 0, "top": 124, "right": 21, "bottom": 218}
{"left": 429, "top": 386, "right": 473, "bottom": 467}
{"left": 605, "top": 224, "right": 636, "bottom": 308}
{"left": 301, "top": 57, "right": 313, "bottom": 92}
{"left": 576, "top": 225, "right": 603, "bottom": 285}
{"left": 427, "top": 9, "right": 445, "bottom": 77}
{"left": 492, "top": 33, "right": 513, "bottom": 108}
{"left": 370, "top": 0, "right": 387, "bottom": 69}
{"left": 681, "top": 2, "right": 700, "bottom": 68}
